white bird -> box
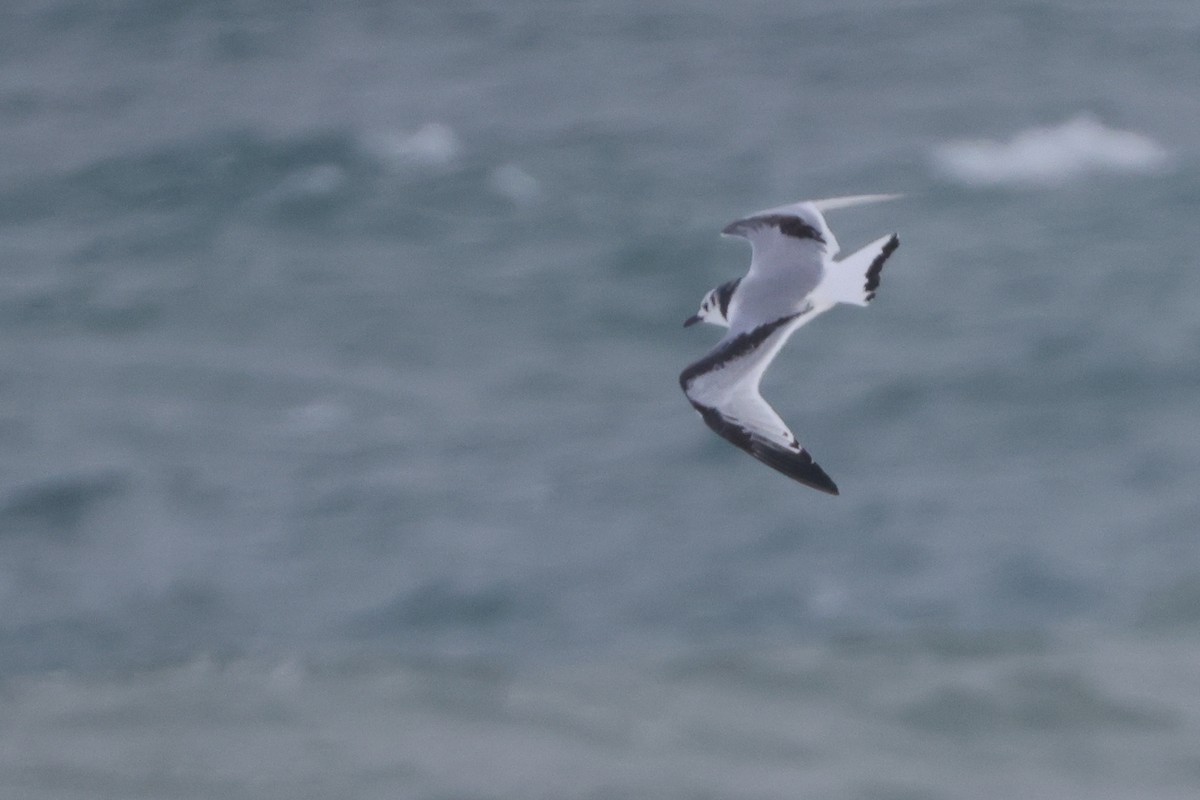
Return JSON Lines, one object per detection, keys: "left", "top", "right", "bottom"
{"left": 679, "top": 194, "right": 901, "bottom": 494}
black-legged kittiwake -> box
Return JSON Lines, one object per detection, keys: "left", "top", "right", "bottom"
{"left": 679, "top": 194, "right": 901, "bottom": 494}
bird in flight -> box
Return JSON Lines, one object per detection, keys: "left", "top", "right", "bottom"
{"left": 679, "top": 194, "right": 901, "bottom": 494}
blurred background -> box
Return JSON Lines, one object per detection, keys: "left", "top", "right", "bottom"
{"left": 1, "top": 0, "right": 1199, "bottom": 798}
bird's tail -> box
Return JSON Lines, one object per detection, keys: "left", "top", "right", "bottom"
{"left": 821, "top": 233, "right": 899, "bottom": 307}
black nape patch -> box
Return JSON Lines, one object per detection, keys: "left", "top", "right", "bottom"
{"left": 715, "top": 277, "right": 741, "bottom": 317}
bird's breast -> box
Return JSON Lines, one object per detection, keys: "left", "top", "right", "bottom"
{"left": 727, "top": 273, "right": 822, "bottom": 331}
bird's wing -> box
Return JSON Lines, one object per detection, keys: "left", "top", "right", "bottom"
{"left": 679, "top": 312, "right": 838, "bottom": 494}
{"left": 721, "top": 209, "right": 829, "bottom": 292}
{"left": 810, "top": 193, "right": 903, "bottom": 213}
{"left": 721, "top": 194, "right": 903, "bottom": 284}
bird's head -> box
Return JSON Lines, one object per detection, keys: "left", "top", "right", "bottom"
{"left": 684, "top": 277, "right": 740, "bottom": 329}
{"left": 684, "top": 287, "right": 723, "bottom": 328}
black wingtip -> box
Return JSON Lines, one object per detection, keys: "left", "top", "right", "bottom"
{"left": 864, "top": 233, "right": 900, "bottom": 301}
{"left": 751, "top": 443, "right": 840, "bottom": 495}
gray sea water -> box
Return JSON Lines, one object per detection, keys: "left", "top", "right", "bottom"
{"left": 2, "top": 1, "right": 1200, "bottom": 797}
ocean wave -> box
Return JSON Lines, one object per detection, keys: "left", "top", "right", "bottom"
{"left": 364, "top": 122, "right": 461, "bottom": 170}
{"left": 3, "top": 633, "right": 1198, "bottom": 799}
{"left": 931, "top": 115, "right": 1172, "bottom": 187}
{"left": 489, "top": 162, "right": 541, "bottom": 206}
{"left": 0, "top": 130, "right": 373, "bottom": 226}
{"left": 0, "top": 470, "right": 129, "bottom": 541}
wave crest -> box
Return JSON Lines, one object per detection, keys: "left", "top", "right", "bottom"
{"left": 932, "top": 115, "right": 1171, "bottom": 187}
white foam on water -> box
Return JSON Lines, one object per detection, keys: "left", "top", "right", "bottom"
{"left": 932, "top": 115, "right": 1172, "bottom": 187}
{"left": 369, "top": 122, "right": 460, "bottom": 169}
{"left": 489, "top": 163, "right": 541, "bottom": 206}
{"left": 278, "top": 399, "right": 352, "bottom": 435}
{"left": 279, "top": 163, "right": 346, "bottom": 197}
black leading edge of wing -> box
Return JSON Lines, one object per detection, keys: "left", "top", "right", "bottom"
{"left": 722, "top": 213, "right": 826, "bottom": 244}
{"left": 678, "top": 313, "right": 797, "bottom": 389}
{"left": 679, "top": 313, "right": 840, "bottom": 495}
